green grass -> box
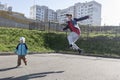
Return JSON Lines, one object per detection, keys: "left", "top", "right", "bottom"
{"left": 1, "top": 27, "right": 120, "bottom": 56}
{"left": 0, "top": 27, "right": 68, "bottom": 52}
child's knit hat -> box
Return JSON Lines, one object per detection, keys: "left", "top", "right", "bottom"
{"left": 20, "top": 37, "right": 25, "bottom": 43}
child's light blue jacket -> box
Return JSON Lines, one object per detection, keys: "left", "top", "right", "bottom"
{"left": 16, "top": 43, "right": 28, "bottom": 56}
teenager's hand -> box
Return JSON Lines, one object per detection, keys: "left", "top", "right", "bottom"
{"left": 63, "top": 28, "right": 66, "bottom": 31}
{"left": 87, "top": 15, "right": 91, "bottom": 19}
{"left": 85, "top": 15, "right": 90, "bottom": 19}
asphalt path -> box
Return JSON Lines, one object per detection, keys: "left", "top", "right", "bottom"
{"left": 0, "top": 53, "right": 120, "bottom": 80}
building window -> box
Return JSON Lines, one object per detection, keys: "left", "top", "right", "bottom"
{"left": 89, "top": 4, "right": 93, "bottom": 7}
{"left": 81, "top": 9, "right": 83, "bottom": 11}
{"left": 90, "top": 20, "right": 93, "bottom": 23}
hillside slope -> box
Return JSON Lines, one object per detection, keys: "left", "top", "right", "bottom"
{"left": 1, "top": 27, "right": 120, "bottom": 56}
{"left": 0, "top": 27, "right": 67, "bottom": 52}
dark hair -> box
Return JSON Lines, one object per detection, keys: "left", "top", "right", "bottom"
{"left": 66, "top": 14, "right": 72, "bottom": 17}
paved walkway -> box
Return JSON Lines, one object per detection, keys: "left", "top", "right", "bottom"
{"left": 0, "top": 53, "right": 120, "bottom": 80}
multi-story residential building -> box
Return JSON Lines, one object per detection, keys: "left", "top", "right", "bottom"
{"left": 75, "top": 1, "right": 101, "bottom": 26}
{"left": 56, "top": 9, "right": 67, "bottom": 23}
{"left": 30, "top": 5, "right": 48, "bottom": 22}
{"left": 30, "top": 1, "right": 101, "bottom": 26}
{"left": 48, "top": 9, "right": 57, "bottom": 22}
{"left": 57, "top": 1, "right": 101, "bottom": 26}
{"left": 0, "top": 2, "right": 12, "bottom": 12}
{"left": 30, "top": 5, "right": 56, "bottom": 22}
{"left": 56, "top": 6, "right": 75, "bottom": 23}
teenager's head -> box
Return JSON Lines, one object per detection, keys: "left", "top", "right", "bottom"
{"left": 66, "top": 14, "right": 72, "bottom": 20}
{"left": 20, "top": 37, "right": 25, "bottom": 43}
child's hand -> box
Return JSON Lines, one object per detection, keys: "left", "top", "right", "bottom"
{"left": 14, "top": 50, "right": 17, "bottom": 54}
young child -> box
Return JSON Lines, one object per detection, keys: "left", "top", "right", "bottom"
{"left": 63, "top": 14, "right": 89, "bottom": 54}
{"left": 15, "top": 37, "right": 28, "bottom": 67}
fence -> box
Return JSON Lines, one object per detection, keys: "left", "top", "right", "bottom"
{"left": 29, "top": 21, "right": 64, "bottom": 32}
{"left": 80, "top": 25, "right": 120, "bottom": 38}
{"left": 29, "top": 21, "right": 120, "bottom": 38}
{"left": 1, "top": 16, "right": 120, "bottom": 38}
{"left": 1, "top": 20, "right": 120, "bottom": 55}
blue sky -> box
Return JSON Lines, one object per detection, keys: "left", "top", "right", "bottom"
{"left": 1, "top": 0, "right": 120, "bottom": 26}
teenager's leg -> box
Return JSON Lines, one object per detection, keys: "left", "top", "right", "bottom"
{"left": 73, "top": 33, "right": 79, "bottom": 44}
{"left": 72, "top": 35, "right": 83, "bottom": 54}
{"left": 68, "top": 32, "right": 80, "bottom": 50}
{"left": 68, "top": 32, "right": 83, "bottom": 54}
{"left": 73, "top": 33, "right": 80, "bottom": 50}
{"left": 67, "top": 32, "right": 75, "bottom": 45}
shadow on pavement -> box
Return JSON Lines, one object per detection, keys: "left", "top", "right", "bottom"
{"left": 0, "top": 77, "right": 13, "bottom": 80}
{"left": 0, "top": 71, "right": 64, "bottom": 80}
{"left": 0, "top": 66, "right": 18, "bottom": 72}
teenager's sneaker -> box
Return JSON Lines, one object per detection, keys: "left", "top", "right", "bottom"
{"left": 78, "top": 49, "right": 84, "bottom": 55}
{"left": 69, "top": 44, "right": 73, "bottom": 49}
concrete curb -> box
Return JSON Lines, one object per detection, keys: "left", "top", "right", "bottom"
{"left": 0, "top": 52, "right": 15, "bottom": 55}
{"left": 0, "top": 52, "right": 51, "bottom": 56}
{"left": 0, "top": 52, "right": 120, "bottom": 59}
{"left": 57, "top": 51, "right": 120, "bottom": 59}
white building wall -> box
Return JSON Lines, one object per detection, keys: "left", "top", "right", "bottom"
{"left": 30, "top": 5, "right": 48, "bottom": 22}
{"left": 75, "top": 1, "right": 101, "bottom": 26}
{"left": 56, "top": 6, "right": 75, "bottom": 24}
{"left": 48, "top": 9, "right": 57, "bottom": 22}
{"left": 91, "top": 1, "right": 101, "bottom": 26}
{"left": 56, "top": 9, "right": 68, "bottom": 23}
{"left": 0, "top": 3, "right": 12, "bottom": 11}
{"left": 57, "top": 1, "right": 101, "bottom": 26}
{"left": 30, "top": 1, "right": 101, "bottom": 26}
{"left": 36, "top": 6, "right": 48, "bottom": 22}
{"left": 30, "top": 5, "right": 57, "bottom": 22}
{"left": 30, "top": 6, "right": 36, "bottom": 20}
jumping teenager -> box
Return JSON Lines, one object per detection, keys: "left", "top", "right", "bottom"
{"left": 63, "top": 14, "right": 89, "bottom": 54}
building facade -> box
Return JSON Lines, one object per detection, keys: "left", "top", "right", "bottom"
{"left": 56, "top": 6, "right": 75, "bottom": 23}
{"left": 0, "top": 2, "right": 12, "bottom": 12}
{"left": 48, "top": 9, "right": 57, "bottom": 22}
{"left": 74, "top": 1, "right": 101, "bottom": 26}
{"left": 30, "top": 5, "right": 56, "bottom": 22}
{"left": 57, "top": 1, "right": 101, "bottom": 26}
{"left": 30, "top": 5, "right": 48, "bottom": 22}
{"left": 30, "top": 1, "right": 101, "bottom": 26}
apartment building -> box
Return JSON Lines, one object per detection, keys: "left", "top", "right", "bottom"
{"left": 48, "top": 9, "right": 57, "bottom": 22}
{"left": 56, "top": 6, "right": 75, "bottom": 23}
{"left": 30, "top": 5, "right": 56, "bottom": 22}
{"left": 30, "top": 5, "right": 48, "bottom": 21}
{"left": 74, "top": 1, "right": 101, "bottom": 26}
{"left": 0, "top": 2, "right": 12, "bottom": 12}
{"left": 57, "top": 1, "right": 101, "bottom": 26}
{"left": 30, "top": 1, "right": 101, "bottom": 26}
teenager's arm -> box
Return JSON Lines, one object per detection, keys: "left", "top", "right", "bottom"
{"left": 63, "top": 25, "right": 69, "bottom": 31}
{"left": 74, "top": 15, "right": 89, "bottom": 22}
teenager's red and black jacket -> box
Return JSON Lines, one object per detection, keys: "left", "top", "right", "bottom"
{"left": 63, "top": 16, "right": 89, "bottom": 35}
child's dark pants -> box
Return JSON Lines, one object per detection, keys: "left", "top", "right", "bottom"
{"left": 17, "top": 55, "right": 27, "bottom": 66}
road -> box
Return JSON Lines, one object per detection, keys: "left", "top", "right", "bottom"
{"left": 0, "top": 53, "right": 120, "bottom": 80}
